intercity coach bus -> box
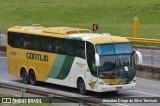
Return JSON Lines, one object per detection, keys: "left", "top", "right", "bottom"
{"left": 7, "top": 25, "right": 142, "bottom": 94}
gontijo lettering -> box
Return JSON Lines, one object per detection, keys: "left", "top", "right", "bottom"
{"left": 26, "top": 52, "right": 48, "bottom": 62}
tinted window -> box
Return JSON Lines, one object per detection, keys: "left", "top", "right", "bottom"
{"left": 23, "top": 34, "right": 32, "bottom": 49}
{"left": 8, "top": 32, "right": 15, "bottom": 47}
{"left": 42, "top": 37, "right": 52, "bottom": 52}
{"left": 64, "top": 40, "right": 74, "bottom": 56}
{"left": 8, "top": 32, "right": 22, "bottom": 48}
{"left": 32, "top": 36, "right": 41, "bottom": 51}
{"left": 8, "top": 32, "right": 86, "bottom": 59}
{"left": 75, "top": 41, "right": 85, "bottom": 58}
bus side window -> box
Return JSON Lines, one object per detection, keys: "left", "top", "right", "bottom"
{"left": 24, "top": 42, "right": 31, "bottom": 49}
{"left": 54, "top": 38, "right": 64, "bottom": 54}
{"left": 75, "top": 49, "right": 84, "bottom": 58}
{"left": 56, "top": 46, "right": 63, "bottom": 54}
{"left": 22, "top": 35, "right": 32, "bottom": 49}
{"left": 42, "top": 37, "right": 52, "bottom": 52}
{"left": 8, "top": 32, "right": 15, "bottom": 47}
{"left": 75, "top": 41, "right": 85, "bottom": 58}
{"left": 14, "top": 33, "right": 22, "bottom": 48}
{"left": 64, "top": 40, "right": 74, "bottom": 56}
{"left": 32, "top": 36, "right": 42, "bottom": 51}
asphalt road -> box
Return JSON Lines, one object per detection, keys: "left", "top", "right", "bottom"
{"left": 0, "top": 56, "right": 160, "bottom": 106}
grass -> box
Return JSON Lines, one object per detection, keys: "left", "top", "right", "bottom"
{"left": 0, "top": 0, "right": 160, "bottom": 39}
{"left": 0, "top": 93, "right": 15, "bottom": 97}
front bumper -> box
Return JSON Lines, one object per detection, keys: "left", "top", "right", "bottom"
{"left": 98, "top": 83, "right": 136, "bottom": 92}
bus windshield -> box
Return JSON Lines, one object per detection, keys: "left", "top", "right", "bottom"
{"left": 96, "top": 43, "right": 132, "bottom": 55}
{"left": 96, "top": 43, "right": 135, "bottom": 79}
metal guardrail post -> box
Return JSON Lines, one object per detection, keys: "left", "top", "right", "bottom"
{"left": 49, "top": 94, "right": 54, "bottom": 103}
{"left": 151, "top": 47, "right": 153, "bottom": 66}
{"left": 78, "top": 100, "right": 83, "bottom": 106}
{"left": 133, "top": 17, "right": 139, "bottom": 38}
{"left": 21, "top": 89, "right": 26, "bottom": 97}
{"left": 0, "top": 31, "right": 1, "bottom": 47}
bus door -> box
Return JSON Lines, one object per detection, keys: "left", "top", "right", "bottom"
{"left": 86, "top": 42, "right": 98, "bottom": 90}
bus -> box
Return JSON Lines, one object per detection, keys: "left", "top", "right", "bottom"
{"left": 7, "top": 25, "right": 142, "bottom": 94}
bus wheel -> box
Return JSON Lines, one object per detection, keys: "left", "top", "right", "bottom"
{"left": 21, "top": 69, "right": 29, "bottom": 84}
{"left": 110, "top": 91, "right": 119, "bottom": 94}
{"left": 78, "top": 79, "right": 87, "bottom": 95}
{"left": 29, "top": 70, "right": 36, "bottom": 85}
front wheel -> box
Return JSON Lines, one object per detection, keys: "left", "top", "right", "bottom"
{"left": 78, "top": 79, "right": 87, "bottom": 95}
{"left": 109, "top": 91, "right": 119, "bottom": 94}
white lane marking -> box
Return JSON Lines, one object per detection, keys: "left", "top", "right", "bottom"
{"left": 0, "top": 56, "right": 6, "bottom": 58}
{"left": 116, "top": 103, "right": 129, "bottom": 106}
{"left": 57, "top": 91, "right": 77, "bottom": 96}
{"left": 137, "top": 78, "right": 160, "bottom": 84}
{"left": 1, "top": 80, "right": 17, "bottom": 84}
{"left": 129, "top": 90, "right": 160, "bottom": 97}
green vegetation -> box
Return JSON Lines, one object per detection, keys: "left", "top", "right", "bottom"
{"left": 0, "top": 0, "right": 160, "bottom": 39}
{"left": 0, "top": 93, "right": 15, "bottom": 97}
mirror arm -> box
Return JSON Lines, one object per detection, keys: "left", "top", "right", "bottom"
{"left": 95, "top": 53, "right": 100, "bottom": 66}
{"left": 135, "top": 51, "right": 143, "bottom": 64}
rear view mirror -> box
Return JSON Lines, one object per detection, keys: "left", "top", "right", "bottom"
{"left": 135, "top": 51, "right": 143, "bottom": 64}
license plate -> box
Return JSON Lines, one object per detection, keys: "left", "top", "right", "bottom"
{"left": 116, "top": 86, "right": 122, "bottom": 90}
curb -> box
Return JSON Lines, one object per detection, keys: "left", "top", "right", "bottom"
{"left": 136, "top": 64, "right": 160, "bottom": 80}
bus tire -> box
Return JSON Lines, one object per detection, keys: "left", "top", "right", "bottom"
{"left": 110, "top": 91, "right": 119, "bottom": 94}
{"left": 29, "top": 70, "right": 36, "bottom": 85}
{"left": 78, "top": 78, "right": 87, "bottom": 95}
{"left": 21, "top": 68, "right": 29, "bottom": 84}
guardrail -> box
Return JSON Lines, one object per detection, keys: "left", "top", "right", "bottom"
{"left": 0, "top": 81, "right": 107, "bottom": 105}
{"left": 126, "top": 37, "right": 160, "bottom": 44}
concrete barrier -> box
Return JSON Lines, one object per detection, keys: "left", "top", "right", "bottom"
{"left": 133, "top": 45, "right": 160, "bottom": 50}
{"left": 136, "top": 64, "right": 160, "bottom": 80}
